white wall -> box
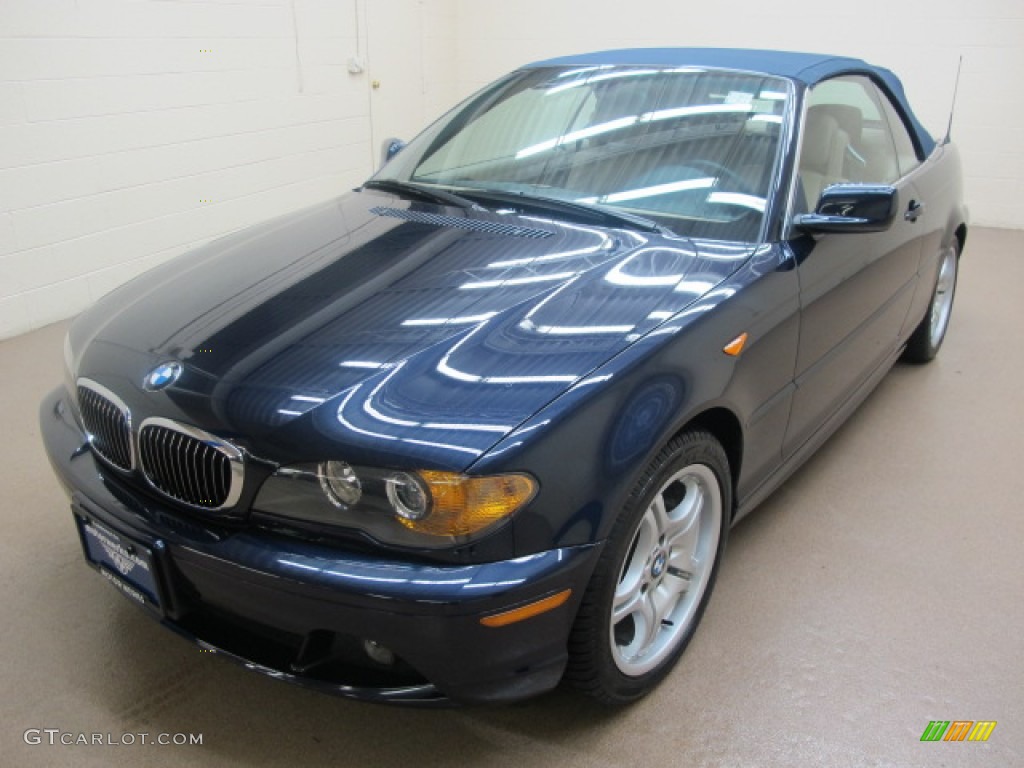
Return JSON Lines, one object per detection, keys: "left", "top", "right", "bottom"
{"left": 0, "top": 0, "right": 375, "bottom": 339}
{"left": 1, "top": 0, "right": 1020, "bottom": 341}
{"left": 453, "top": 0, "right": 1024, "bottom": 232}
{"left": 365, "top": 0, "right": 458, "bottom": 146}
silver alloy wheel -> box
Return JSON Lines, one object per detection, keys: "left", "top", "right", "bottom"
{"left": 610, "top": 463, "right": 722, "bottom": 676}
{"left": 928, "top": 247, "right": 958, "bottom": 349}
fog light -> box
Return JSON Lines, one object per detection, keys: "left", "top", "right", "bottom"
{"left": 363, "top": 639, "right": 395, "bottom": 666}
{"left": 318, "top": 461, "right": 362, "bottom": 507}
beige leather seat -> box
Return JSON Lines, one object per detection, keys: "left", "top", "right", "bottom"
{"left": 813, "top": 104, "right": 863, "bottom": 149}
{"left": 799, "top": 106, "right": 851, "bottom": 211}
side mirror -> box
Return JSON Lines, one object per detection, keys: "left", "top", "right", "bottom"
{"left": 379, "top": 138, "right": 406, "bottom": 168}
{"left": 794, "top": 184, "right": 898, "bottom": 233}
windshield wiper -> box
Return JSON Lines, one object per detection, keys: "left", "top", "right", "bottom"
{"left": 364, "top": 180, "right": 671, "bottom": 235}
{"left": 362, "top": 179, "right": 485, "bottom": 211}
{"left": 452, "top": 188, "right": 672, "bottom": 235}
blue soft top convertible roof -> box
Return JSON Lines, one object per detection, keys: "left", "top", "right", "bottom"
{"left": 525, "top": 48, "right": 935, "bottom": 156}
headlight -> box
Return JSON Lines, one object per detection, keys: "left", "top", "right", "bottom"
{"left": 318, "top": 460, "right": 362, "bottom": 507}
{"left": 254, "top": 463, "right": 536, "bottom": 549}
{"left": 385, "top": 471, "right": 429, "bottom": 521}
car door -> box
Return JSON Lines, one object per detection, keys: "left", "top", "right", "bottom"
{"left": 783, "top": 75, "right": 926, "bottom": 457}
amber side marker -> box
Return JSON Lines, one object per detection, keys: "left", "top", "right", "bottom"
{"left": 480, "top": 589, "right": 572, "bottom": 628}
{"left": 723, "top": 332, "right": 748, "bottom": 357}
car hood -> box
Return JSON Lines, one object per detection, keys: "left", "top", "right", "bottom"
{"left": 73, "top": 189, "right": 753, "bottom": 470}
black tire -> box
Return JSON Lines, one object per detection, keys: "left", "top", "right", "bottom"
{"left": 903, "top": 242, "right": 959, "bottom": 363}
{"left": 566, "top": 430, "right": 731, "bottom": 703}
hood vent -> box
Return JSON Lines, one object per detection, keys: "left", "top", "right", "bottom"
{"left": 370, "top": 206, "right": 554, "bottom": 239}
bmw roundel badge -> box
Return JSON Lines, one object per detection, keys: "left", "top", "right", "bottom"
{"left": 144, "top": 361, "right": 183, "bottom": 391}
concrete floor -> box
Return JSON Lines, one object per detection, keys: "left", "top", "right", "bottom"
{"left": 2, "top": 227, "right": 1021, "bottom": 767}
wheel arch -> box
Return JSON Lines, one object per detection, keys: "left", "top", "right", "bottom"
{"left": 954, "top": 222, "right": 967, "bottom": 256}
{"left": 673, "top": 406, "right": 743, "bottom": 519}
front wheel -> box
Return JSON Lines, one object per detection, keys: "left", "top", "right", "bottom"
{"left": 566, "top": 431, "right": 730, "bottom": 703}
{"left": 903, "top": 242, "right": 959, "bottom": 363}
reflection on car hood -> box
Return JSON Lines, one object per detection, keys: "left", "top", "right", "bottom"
{"left": 74, "top": 189, "right": 753, "bottom": 470}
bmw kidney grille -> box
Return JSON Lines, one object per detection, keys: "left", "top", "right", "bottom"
{"left": 137, "top": 419, "right": 244, "bottom": 510}
{"left": 76, "top": 378, "right": 244, "bottom": 511}
{"left": 77, "top": 380, "right": 133, "bottom": 472}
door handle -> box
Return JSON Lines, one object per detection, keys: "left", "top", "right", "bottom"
{"left": 904, "top": 200, "right": 926, "bottom": 222}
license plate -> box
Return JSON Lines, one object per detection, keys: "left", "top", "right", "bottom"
{"left": 78, "top": 516, "right": 161, "bottom": 609}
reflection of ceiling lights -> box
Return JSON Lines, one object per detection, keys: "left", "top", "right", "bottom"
{"left": 707, "top": 192, "right": 767, "bottom": 212}
{"left": 401, "top": 312, "right": 497, "bottom": 327}
{"left": 435, "top": 329, "right": 579, "bottom": 385}
{"left": 459, "top": 272, "right": 576, "bottom": 290}
{"left": 437, "top": 354, "right": 578, "bottom": 385}
{"left": 605, "top": 266, "right": 682, "bottom": 287}
{"left": 554, "top": 66, "right": 605, "bottom": 79}
{"left": 291, "top": 394, "right": 326, "bottom": 403}
{"left": 339, "top": 360, "right": 392, "bottom": 369}
{"left": 580, "top": 182, "right": 767, "bottom": 215}
{"left": 639, "top": 103, "right": 752, "bottom": 123}
{"left": 276, "top": 394, "right": 327, "bottom": 418}
{"left": 544, "top": 67, "right": 659, "bottom": 95}
{"left": 519, "top": 318, "right": 635, "bottom": 335}
{"left": 486, "top": 374, "right": 578, "bottom": 384}
{"left": 579, "top": 177, "right": 715, "bottom": 205}
{"left": 604, "top": 247, "right": 690, "bottom": 287}
{"left": 517, "top": 116, "right": 638, "bottom": 158}
{"left": 675, "top": 279, "right": 717, "bottom": 294}
{"left": 334, "top": 387, "right": 483, "bottom": 457}
{"left": 517, "top": 103, "right": 755, "bottom": 159}
{"left": 422, "top": 422, "right": 510, "bottom": 432}
{"left": 487, "top": 245, "right": 604, "bottom": 269}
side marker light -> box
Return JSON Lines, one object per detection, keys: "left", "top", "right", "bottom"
{"left": 480, "top": 589, "right": 572, "bottom": 628}
{"left": 723, "top": 332, "right": 748, "bottom": 357}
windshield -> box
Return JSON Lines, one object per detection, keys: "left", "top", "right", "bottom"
{"left": 374, "top": 65, "right": 791, "bottom": 241}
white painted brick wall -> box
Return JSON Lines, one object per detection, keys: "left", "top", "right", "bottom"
{"left": 0, "top": 0, "right": 375, "bottom": 339}
{"left": 2, "top": 0, "right": 1020, "bottom": 341}
{"left": 453, "top": 0, "right": 1024, "bottom": 233}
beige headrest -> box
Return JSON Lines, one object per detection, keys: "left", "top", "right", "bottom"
{"left": 801, "top": 111, "right": 841, "bottom": 171}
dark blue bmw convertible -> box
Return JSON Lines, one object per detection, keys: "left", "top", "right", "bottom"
{"left": 41, "top": 48, "right": 966, "bottom": 704}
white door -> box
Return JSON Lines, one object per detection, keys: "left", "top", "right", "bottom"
{"left": 365, "top": 0, "right": 432, "bottom": 164}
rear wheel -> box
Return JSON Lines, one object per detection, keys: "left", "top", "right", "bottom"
{"left": 903, "top": 242, "right": 959, "bottom": 363}
{"left": 566, "top": 431, "right": 730, "bottom": 703}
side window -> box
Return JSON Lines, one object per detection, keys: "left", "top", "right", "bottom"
{"left": 796, "top": 76, "right": 900, "bottom": 212}
{"left": 875, "top": 86, "right": 921, "bottom": 177}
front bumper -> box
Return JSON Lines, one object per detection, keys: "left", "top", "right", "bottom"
{"left": 40, "top": 387, "right": 600, "bottom": 705}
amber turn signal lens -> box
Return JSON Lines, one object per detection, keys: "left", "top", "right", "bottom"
{"left": 395, "top": 471, "right": 536, "bottom": 538}
{"left": 722, "top": 332, "right": 748, "bottom": 357}
{"left": 480, "top": 589, "right": 573, "bottom": 628}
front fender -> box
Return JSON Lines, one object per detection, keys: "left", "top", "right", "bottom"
{"left": 473, "top": 244, "right": 801, "bottom": 555}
